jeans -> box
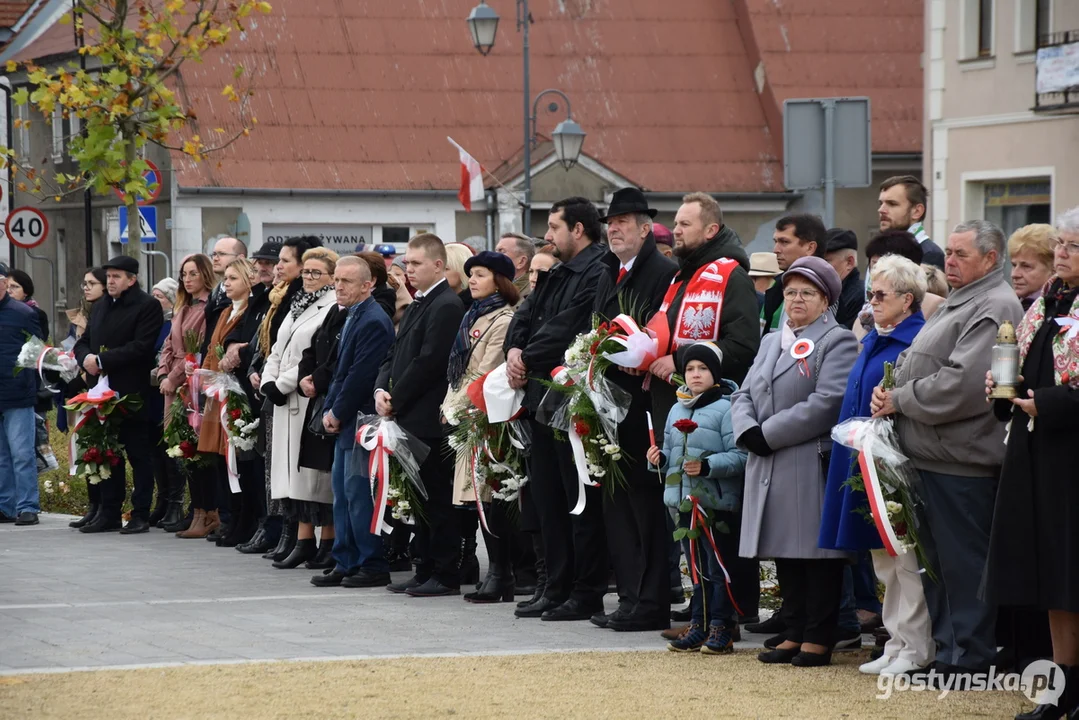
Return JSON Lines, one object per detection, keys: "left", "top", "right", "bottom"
{"left": 0, "top": 406, "right": 40, "bottom": 516}
{"left": 331, "top": 443, "right": 387, "bottom": 575}
{"left": 680, "top": 510, "right": 740, "bottom": 628}
{"left": 838, "top": 566, "right": 860, "bottom": 633}
{"left": 852, "top": 550, "right": 883, "bottom": 613}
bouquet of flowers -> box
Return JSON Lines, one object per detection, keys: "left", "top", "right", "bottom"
{"left": 16, "top": 334, "right": 80, "bottom": 389}
{"left": 447, "top": 370, "right": 531, "bottom": 531}
{"left": 538, "top": 315, "right": 632, "bottom": 511}
{"left": 834, "top": 365, "right": 932, "bottom": 574}
{"left": 162, "top": 394, "right": 212, "bottom": 472}
{"left": 64, "top": 376, "right": 143, "bottom": 484}
{"left": 197, "top": 370, "right": 259, "bottom": 492}
{"left": 355, "top": 414, "right": 429, "bottom": 530}
{"left": 182, "top": 329, "right": 203, "bottom": 420}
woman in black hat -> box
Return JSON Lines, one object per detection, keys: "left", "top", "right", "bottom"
{"left": 441, "top": 250, "right": 521, "bottom": 602}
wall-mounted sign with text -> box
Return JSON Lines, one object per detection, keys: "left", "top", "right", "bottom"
{"left": 262, "top": 225, "right": 373, "bottom": 257}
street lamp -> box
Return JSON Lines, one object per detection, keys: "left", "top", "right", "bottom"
{"left": 466, "top": 0, "right": 586, "bottom": 234}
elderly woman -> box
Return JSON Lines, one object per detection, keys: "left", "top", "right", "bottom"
{"left": 441, "top": 251, "right": 520, "bottom": 603}
{"left": 731, "top": 256, "right": 858, "bottom": 667}
{"left": 986, "top": 208, "right": 1079, "bottom": 720}
{"left": 154, "top": 254, "right": 214, "bottom": 530}
{"left": 818, "top": 255, "right": 931, "bottom": 676}
{"left": 1009, "top": 223, "right": 1057, "bottom": 311}
{"left": 179, "top": 259, "right": 254, "bottom": 538}
{"left": 261, "top": 247, "right": 338, "bottom": 569}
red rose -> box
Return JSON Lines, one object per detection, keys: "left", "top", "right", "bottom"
{"left": 589, "top": 339, "right": 601, "bottom": 355}
{"left": 82, "top": 451, "right": 95, "bottom": 463}
{"left": 598, "top": 321, "right": 609, "bottom": 333}
{"left": 180, "top": 441, "right": 195, "bottom": 458}
{"left": 894, "top": 521, "right": 908, "bottom": 537}
{"left": 229, "top": 408, "right": 242, "bottom": 420}
{"left": 673, "top": 419, "right": 699, "bottom": 434}
{"left": 572, "top": 417, "right": 590, "bottom": 437}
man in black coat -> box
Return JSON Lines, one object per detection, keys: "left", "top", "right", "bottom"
{"left": 505, "top": 196, "right": 615, "bottom": 622}
{"left": 824, "top": 228, "right": 864, "bottom": 330}
{"left": 593, "top": 188, "right": 678, "bottom": 631}
{"left": 375, "top": 234, "right": 465, "bottom": 597}
{"left": 73, "top": 256, "right": 164, "bottom": 534}
{"left": 760, "top": 213, "right": 828, "bottom": 335}
{"left": 201, "top": 236, "right": 247, "bottom": 357}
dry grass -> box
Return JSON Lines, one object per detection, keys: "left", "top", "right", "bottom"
{"left": 0, "top": 650, "right": 1030, "bottom": 719}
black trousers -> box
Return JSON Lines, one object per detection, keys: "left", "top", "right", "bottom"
{"left": 529, "top": 420, "right": 607, "bottom": 606}
{"left": 775, "top": 557, "right": 845, "bottom": 646}
{"left": 480, "top": 500, "right": 517, "bottom": 573}
{"left": 100, "top": 412, "right": 156, "bottom": 518}
{"left": 224, "top": 457, "right": 261, "bottom": 543}
{"left": 188, "top": 457, "right": 222, "bottom": 511}
{"left": 414, "top": 436, "right": 460, "bottom": 587}
{"left": 604, "top": 480, "right": 670, "bottom": 618}
{"left": 731, "top": 555, "right": 761, "bottom": 619}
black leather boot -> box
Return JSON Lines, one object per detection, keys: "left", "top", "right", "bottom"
{"left": 79, "top": 511, "right": 122, "bottom": 533}
{"left": 1017, "top": 664, "right": 1078, "bottom": 720}
{"left": 465, "top": 546, "right": 513, "bottom": 603}
{"left": 272, "top": 538, "right": 317, "bottom": 569}
{"left": 268, "top": 521, "right": 298, "bottom": 561}
{"left": 458, "top": 534, "right": 480, "bottom": 587}
{"left": 239, "top": 518, "right": 275, "bottom": 554}
{"left": 158, "top": 502, "right": 184, "bottom": 531}
{"left": 163, "top": 506, "right": 193, "bottom": 534}
{"left": 69, "top": 503, "right": 99, "bottom": 529}
{"left": 157, "top": 462, "right": 187, "bottom": 528}
{"left": 304, "top": 538, "right": 335, "bottom": 569}
{"left": 517, "top": 547, "right": 547, "bottom": 608}
{"left": 148, "top": 476, "right": 169, "bottom": 527}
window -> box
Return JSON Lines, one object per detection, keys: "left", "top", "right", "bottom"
{"left": 14, "top": 102, "right": 29, "bottom": 164}
{"left": 1036, "top": 0, "right": 1051, "bottom": 45}
{"left": 978, "top": 0, "right": 994, "bottom": 57}
{"left": 382, "top": 226, "right": 411, "bottom": 245}
{"left": 51, "top": 106, "right": 64, "bottom": 164}
{"left": 983, "top": 181, "right": 1051, "bottom": 237}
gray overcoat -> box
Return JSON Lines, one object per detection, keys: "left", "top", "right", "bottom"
{"left": 731, "top": 311, "right": 858, "bottom": 560}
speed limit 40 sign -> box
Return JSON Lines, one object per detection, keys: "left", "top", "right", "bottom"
{"left": 5, "top": 207, "right": 49, "bottom": 249}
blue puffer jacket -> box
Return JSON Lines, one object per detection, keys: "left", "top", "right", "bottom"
{"left": 0, "top": 294, "right": 43, "bottom": 410}
{"left": 656, "top": 379, "right": 748, "bottom": 512}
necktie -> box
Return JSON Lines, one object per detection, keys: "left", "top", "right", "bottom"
{"left": 617, "top": 267, "right": 628, "bottom": 284}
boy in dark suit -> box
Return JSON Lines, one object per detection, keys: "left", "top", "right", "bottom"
{"left": 375, "top": 234, "right": 465, "bottom": 596}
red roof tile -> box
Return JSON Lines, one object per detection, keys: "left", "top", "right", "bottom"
{"left": 0, "top": 1, "right": 34, "bottom": 28}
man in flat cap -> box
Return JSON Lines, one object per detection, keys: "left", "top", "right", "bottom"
{"left": 73, "top": 256, "right": 164, "bottom": 534}
{"left": 824, "top": 228, "right": 863, "bottom": 330}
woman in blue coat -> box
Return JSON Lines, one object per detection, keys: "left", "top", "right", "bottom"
{"left": 818, "top": 254, "right": 930, "bottom": 677}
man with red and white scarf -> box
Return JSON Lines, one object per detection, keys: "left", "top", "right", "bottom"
{"left": 646, "top": 192, "right": 761, "bottom": 627}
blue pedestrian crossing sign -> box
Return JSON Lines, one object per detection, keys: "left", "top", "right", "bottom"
{"left": 119, "top": 206, "right": 158, "bottom": 243}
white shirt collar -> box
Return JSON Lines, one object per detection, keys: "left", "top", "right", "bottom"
{"left": 620, "top": 256, "right": 636, "bottom": 273}
{"left": 415, "top": 277, "right": 447, "bottom": 299}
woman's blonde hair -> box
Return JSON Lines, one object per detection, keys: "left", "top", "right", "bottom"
{"left": 224, "top": 258, "right": 256, "bottom": 296}
{"left": 871, "top": 254, "right": 927, "bottom": 310}
{"left": 444, "top": 243, "right": 475, "bottom": 289}
{"left": 302, "top": 247, "right": 340, "bottom": 275}
{"left": 1007, "top": 223, "right": 1057, "bottom": 269}
{"left": 920, "top": 264, "right": 949, "bottom": 297}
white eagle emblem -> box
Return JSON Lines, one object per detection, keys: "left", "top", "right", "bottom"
{"left": 682, "top": 303, "right": 716, "bottom": 339}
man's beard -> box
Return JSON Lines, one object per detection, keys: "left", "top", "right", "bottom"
{"left": 673, "top": 241, "right": 693, "bottom": 259}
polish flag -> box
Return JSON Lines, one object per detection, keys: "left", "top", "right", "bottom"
{"left": 448, "top": 137, "right": 484, "bottom": 212}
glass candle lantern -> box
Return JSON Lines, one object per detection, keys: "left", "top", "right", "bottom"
{"left": 989, "top": 320, "right": 1019, "bottom": 399}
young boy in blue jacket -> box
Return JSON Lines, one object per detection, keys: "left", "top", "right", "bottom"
{"left": 647, "top": 341, "right": 747, "bottom": 654}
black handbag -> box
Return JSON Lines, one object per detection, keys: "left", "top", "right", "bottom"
{"left": 306, "top": 394, "right": 335, "bottom": 438}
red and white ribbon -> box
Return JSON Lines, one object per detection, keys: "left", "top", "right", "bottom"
{"left": 184, "top": 353, "right": 202, "bottom": 433}
{"left": 470, "top": 448, "right": 494, "bottom": 536}
{"left": 856, "top": 442, "right": 906, "bottom": 558}
{"left": 549, "top": 366, "right": 597, "bottom": 515}
{"left": 358, "top": 423, "right": 394, "bottom": 535}
{"left": 603, "top": 314, "right": 659, "bottom": 371}
{"left": 206, "top": 387, "right": 240, "bottom": 493}
{"left": 686, "top": 495, "right": 743, "bottom": 617}
{"left": 68, "top": 409, "right": 102, "bottom": 476}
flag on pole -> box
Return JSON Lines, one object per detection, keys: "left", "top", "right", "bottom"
{"left": 448, "top": 137, "right": 484, "bottom": 212}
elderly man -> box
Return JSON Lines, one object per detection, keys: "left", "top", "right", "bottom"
{"left": 0, "top": 262, "right": 44, "bottom": 526}
{"left": 495, "top": 232, "right": 536, "bottom": 299}
{"left": 593, "top": 188, "right": 677, "bottom": 631}
{"left": 73, "top": 256, "right": 165, "bottom": 534}
{"left": 824, "top": 229, "right": 863, "bottom": 330}
{"left": 1007, "top": 224, "right": 1056, "bottom": 310}
{"left": 878, "top": 175, "right": 945, "bottom": 270}
{"left": 871, "top": 220, "right": 1023, "bottom": 677}
{"left": 312, "top": 257, "right": 394, "bottom": 588}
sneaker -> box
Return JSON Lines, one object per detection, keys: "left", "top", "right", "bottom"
{"left": 700, "top": 625, "right": 734, "bottom": 655}
{"left": 833, "top": 627, "right": 863, "bottom": 652}
{"left": 667, "top": 622, "right": 706, "bottom": 653}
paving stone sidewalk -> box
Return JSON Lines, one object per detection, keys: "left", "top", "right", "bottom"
{"left": 0, "top": 514, "right": 786, "bottom": 674}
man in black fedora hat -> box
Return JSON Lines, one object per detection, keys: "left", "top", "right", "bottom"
{"left": 593, "top": 187, "right": 679, "bottom": 631}
{"left": 73, "top": 256, "right": 164, "bottom": 534}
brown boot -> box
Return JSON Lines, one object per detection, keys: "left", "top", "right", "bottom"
{"left": 177, "top": 508, "right": 208, "bottom": 538}
{"left": 204, "top": 510, "right": 221, "bottom": 535}
{"left": 661, "top": 624, "right": 688, "bottom": 641}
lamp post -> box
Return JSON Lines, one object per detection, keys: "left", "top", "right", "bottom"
{"left": 467, "top": 0, "right": 586, "bottom": 235}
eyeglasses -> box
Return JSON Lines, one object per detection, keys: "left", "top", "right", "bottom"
{"left": 210, "top": 251, "right": 238, "bottom": 260}
{"left": 782, "top": 288, "right": 822, "bottom": 301}
{"left": 866, "top": 290, "right": 905, "bottom": 303}
{"left": 80, "top": 280, "right": 101, "bottom": 288}
{"left": 301, "top": 269, "right": 325, "bottom": 279}
{"left": 1056, "top": 238, "right": 1079, "bottom": 255}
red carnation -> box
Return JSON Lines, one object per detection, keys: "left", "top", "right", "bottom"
{"left": 673, "top": 419, "right": 699, "bottom": 434}
{"left": 589, "top": 339, "right": 601, "bottom": 355}
{"left": 598, "top": 321, "right": 609, "bottom": 333}
{"left": 894, "top": 521, "right": 908, "bottom": 537}
{"left": 229, "top": 408, "right": 242, "bottom": 420}
{"left": 573, "top": 417, "right": 591, "bottom": 437}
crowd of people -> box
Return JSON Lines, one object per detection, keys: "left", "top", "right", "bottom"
{"left": 0, "top": 175, "right": 1077, "bottom": 718}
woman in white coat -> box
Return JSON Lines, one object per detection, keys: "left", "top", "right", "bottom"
{"left": 261, "top": 247, "right": 338, "bottom": 569}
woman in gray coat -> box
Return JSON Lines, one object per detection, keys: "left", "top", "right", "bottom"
{"left": 731, "top": 256, "right": 858, "bottom": 667}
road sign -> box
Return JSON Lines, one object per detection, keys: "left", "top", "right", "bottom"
{"left": 783, "top": 97, "right": 872, "bottom": 227}
{"left": 5, "top": 206, "right": 49, "bottom": 249}
{"left": 113, "top": 159, "right": 162, "bottom": 205}
{"left": 119, "top": 206, "right": 158, "bottom": 243}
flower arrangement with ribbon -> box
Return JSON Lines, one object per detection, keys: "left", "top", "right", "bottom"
{"left": 64, "top": 376, "right": 143, "bottom": 484}
{"left": 181, "top": 329, "right": 204, "bottom": 432}
{"left": 446, "top": 366, "right": 530, "bottom": 534}
{"left": 538, "top": 316, "right": 632, "bottom": 514}
{"left": 601, "top": 314, "right": 659, "bottom": 372}
{"left": 833, "top": 365, "right": 934, "bottom": 576}
{"left": 197, "top": 370, "right": 259, "bottom": 493}
{"left": 163, "top": 394, "right": 212, "bottom": 472}
{"left": 15, "top": 334, "right": 80, "bottom": 389}
{"left": 355, "top": 414, "right": 429, "bottom": 532}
